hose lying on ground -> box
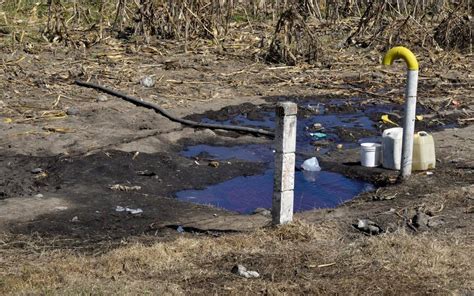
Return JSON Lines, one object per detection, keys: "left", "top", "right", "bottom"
{"left": 75, "top": 80, "right": 275, "bottom": 138}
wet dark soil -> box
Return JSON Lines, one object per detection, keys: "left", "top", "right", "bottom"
{"left": 1, "top": 150, "right": 267, "bottom": 238}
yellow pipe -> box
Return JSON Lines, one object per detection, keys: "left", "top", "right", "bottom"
{"left": 382, "top": 46, "right": 419, "bottom": 70}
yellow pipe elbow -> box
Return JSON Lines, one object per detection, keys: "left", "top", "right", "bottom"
{"left": 382, "top": 46, "right": 419, "bottom": 70}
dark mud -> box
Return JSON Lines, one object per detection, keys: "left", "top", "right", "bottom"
{"left": 1, "top": 150, "right": 267, "bottom": 238}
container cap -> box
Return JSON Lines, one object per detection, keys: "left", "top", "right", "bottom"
{"left": 383, "top": 127, "right": 403, "bottom": 138}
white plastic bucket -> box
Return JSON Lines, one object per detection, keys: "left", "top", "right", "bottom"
{"left": 360, "top": 143, "right": 382, "bottom": 167}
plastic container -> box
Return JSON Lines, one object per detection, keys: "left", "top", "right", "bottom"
{"left": 412, "top": 131, "right": 436, "bottom": 171}
{"left": 301, "top": 157, "right": 321, "bottom": 172}
{"left": 382, "top": 127, "right": 403, "bottom": 170}
{"left": 360, "top": 143, "right": 381, "bottom": 167}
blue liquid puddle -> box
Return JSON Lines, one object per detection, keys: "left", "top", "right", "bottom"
{"left": 176, "top": 100, "right": 389, "bottom": 214}
{"left": 178, "top": 144, "right": 374, "bottom": 214}
{"left": 176, "top": 169, "right": 374, "bottom": 214}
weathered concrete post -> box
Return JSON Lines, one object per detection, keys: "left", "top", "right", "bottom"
{"left": 273, "top": 102, "right": 297, "bottom": 225}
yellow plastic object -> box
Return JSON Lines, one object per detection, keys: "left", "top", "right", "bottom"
{"left": 412, "top": 131, "right": 436, "bottom": 171}
{"left": 381, "top": 114, "right": 399, "bottom": 126}
{"left": 382, "top": 46, "right": 419, "bottom": 70}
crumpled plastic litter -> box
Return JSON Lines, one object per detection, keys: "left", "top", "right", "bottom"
{"left": 115, "top": 206, "right": 143, "bottom": 215}
{"left": 301, "top": 157, "right": 321, "bottom": 172}
{"left": 309, "top": 132, "right": 327, "bottom": 140}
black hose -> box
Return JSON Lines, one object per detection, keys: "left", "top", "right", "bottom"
{"left": 74, "top": 80, "right": 275, "bottom": 138}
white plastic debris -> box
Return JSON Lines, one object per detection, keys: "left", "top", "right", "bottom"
{"left": 71, "top": 216, "right": 79, "bottom": 222}
{"left": 110, "top": 184, "right": 141, "bottom": 191}
{"left": 128, "top": 208, "right": 143, "bottom": 215}
{"left": 177, "top": 226, "right": 185, "bottom": 233}
{"left": 140, "top": 76, "right": 155, "bottom": 87}
{"left": 301, "top": 157, "right": 321, "bottom": 172}
{"left": 355, "top": 219, "right": 382, "bottom": 235}
{"left": 231, "top": 264, "right": 260, "bottom": 278}
{"left": 115, "top": 206, "right": 143, "bottom": 215}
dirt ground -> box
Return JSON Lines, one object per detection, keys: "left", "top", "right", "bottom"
{"left": 0, "top": 35, "right": 473, "bottom": 294}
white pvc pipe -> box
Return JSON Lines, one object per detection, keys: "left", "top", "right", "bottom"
{"left": 401, "top": 70, "right": 418, "bottom": 178}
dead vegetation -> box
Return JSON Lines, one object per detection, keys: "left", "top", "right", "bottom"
{"left": 0, "top": 1, "right": 472, "bottom": 62}
{"left": 0, "top": 220, "right": 472, "bottom": 295}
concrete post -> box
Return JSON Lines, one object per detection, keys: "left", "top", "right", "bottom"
{"left": 272, "top": 102, "right": 297, "bottom": 225}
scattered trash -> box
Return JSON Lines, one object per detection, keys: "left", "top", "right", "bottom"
{"left": 307, "top": 122, "right": 324, "bottom": 131}
{"left": 426, "top": 171, "right": 434, "bottom": 175}
{"left": 301, "top": 157, "right": 321, "bottom": 172}
{"left": 33, "top": 193, "right": 44, "bottom": 198}
{"left": 97, "top": 95, "right": 108, "bottom": 102}
{"left": 110, "top": 184, "right": 142, "bottom": 191}
{"left": 71, "top": 216, "right": 79, "bottom": 222}
{"left": 140, "top": 76, "right": 155, "bottom": 87}
{"left": 354, "top": 219, "right": 383, "bottom": 235}
{"left": 54, "top": 206, "right": 68, "bottom": 211}
{"left": 416, "top": 115, "right": 424, "bottom": 121}
{"left": 231, "top": 264, "right": 260, "bottom": 278}
{"left": 115, "top": 206, "right": 143, "bottom": 214}
{"left": 309, "top": 132, "right": 327, "bottom": 140}
{"left": 336, "top": 144, "right": 343, "bottom": 149}
{"left": 132, "top": 151, "right": 140, "bottom": 160}
{"left": 31, "top": 168, "right": 43, "bottom": 174}
{"left": 317, "top": 262, "right": 336, "bottom": 268}
{"left": 177, "top": 226, "right": 185, "bottom": 233}
{"left": 209, "top": 161, "right": 220, "bottom": 168}
{"left": 380, "top": 114, "right": 399, "bottom": 126}
{"left": 3, "top": 117, "right": 12, "bottom": 123}
{"left": 306, "top": 103, "right": 324, "bottom": 114}
{"left": 66, "top": 106, "right": 80, "bottom": 116}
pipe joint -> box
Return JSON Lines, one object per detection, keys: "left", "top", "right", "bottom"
{"left": 383, "top": 46, "right": 419, "bottom": 70}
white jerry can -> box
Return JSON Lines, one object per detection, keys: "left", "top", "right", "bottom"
{"left": 412, "top": 131, "right": 436, "bottom": 171}
{"left": 382, "top": 127, "right": 403, "bottom": 170}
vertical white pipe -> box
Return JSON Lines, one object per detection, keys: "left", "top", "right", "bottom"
{"left": 401, "top": 70, "right": 418, "bottom": 178}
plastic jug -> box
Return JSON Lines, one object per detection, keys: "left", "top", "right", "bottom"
{"left": 382, "top": 127, "right": 403, "bottom": 170}
{"left": 412, "top": 131, "right": 436, "bottom": 171}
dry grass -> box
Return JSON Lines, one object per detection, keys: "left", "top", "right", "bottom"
{"left": 0, "top": 220, "right": 472, "bottom": 295}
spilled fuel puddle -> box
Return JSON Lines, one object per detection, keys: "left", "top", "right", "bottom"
{"left": 177, "top": 98, "right": 456, "bottom": 214}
